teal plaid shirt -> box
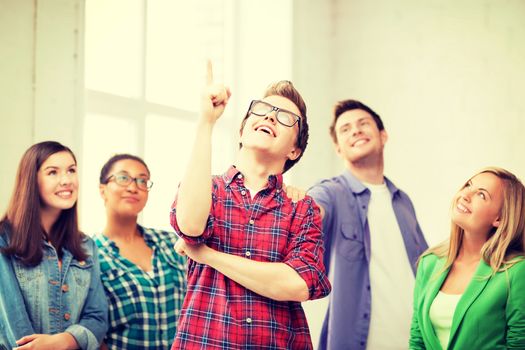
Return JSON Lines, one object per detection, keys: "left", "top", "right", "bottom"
{"left": 95, "top": 226, "right": 186, "bottom": 349}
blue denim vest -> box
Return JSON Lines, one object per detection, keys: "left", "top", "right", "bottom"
{"left": 0, "top": 229, "right": 108, "bottom": 350}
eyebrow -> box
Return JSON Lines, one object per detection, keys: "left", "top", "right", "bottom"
{"left": 261, "top": 100, "right": 300, "bottom": 117}
{"left": 338, "top": 117, "right": 371, "bottom": 130}
{"left": 43, "top": 164, "right": 76, "bottom": 171}
{"left": 468, "top": 180, "right": 493, "bottom": 199}
{"left": 478, "top": 188, "right": 492, "bottom": 199}
{"left": 117, "top": 171, "right": 149, "bottom": 177}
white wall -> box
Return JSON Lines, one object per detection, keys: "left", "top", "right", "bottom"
{"left": 330, "top": 0, "right": 525, "bottom": 247}
{"left": 291, "top": 1, "right": 525, "bottom": 346}
{"left": 0, "top": 0, "right": 84, "bottom": 214}
{"left": 1, "top": 1, "right": 525, "bottom": 348}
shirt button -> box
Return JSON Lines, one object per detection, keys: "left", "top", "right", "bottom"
{"left": 249, "top": 219, "right": 255, "bottom": 225}
{"left": 79, "top": 261, "right": 86, "bottom": 266}
{"left": 363, "top": 313, "right": 368, "bottom": 319}
{"left": 64, "top": 313, "right": 71, "bottom": 321}
{"left": 246, "top": 317, "right": 252, "bottom": 324}
{"left": 241, "top": 190, "right": 246, "bottom": 196}
{"left": 237, "top": 174, "right": 243, "bottom": 179}
{"left": 276, "top": 189, "right": 281, "bottom": 193}
{"left": 245, "top": 251, "right": 251, "bottom": 257}
{"left": 61, "top": 284, "right": 69, "bottom": 293}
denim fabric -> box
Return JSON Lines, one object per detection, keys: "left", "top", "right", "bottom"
{"left": 308, "top": 170, "right": 428, "bottom": 350}
{"left": 0, "top": 229, "right": 108, "bottom": 350}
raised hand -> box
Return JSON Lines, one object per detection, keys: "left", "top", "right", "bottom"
{"left": 201, "top": 60, "right": 231, "bottom": 124}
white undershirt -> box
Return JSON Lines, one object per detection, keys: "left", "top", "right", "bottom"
{"left": 430, "top": 291, "right": 462, "bottom": 350}
{"left": 245, "top": 186, "right": 258, "bottom": 199}
{"left": 365, "top": 182, "right": 416, "bottom": 350}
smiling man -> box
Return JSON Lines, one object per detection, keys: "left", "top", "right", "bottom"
{"left": 169, "top": 63, "right": 331, "bottom": 350}
{"left": 308, "top": 100, "right": 428, "bottom": 350}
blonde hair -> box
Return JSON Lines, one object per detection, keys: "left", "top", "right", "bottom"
{"left": 423, "top": 167, "right": 525, "bottom": 273}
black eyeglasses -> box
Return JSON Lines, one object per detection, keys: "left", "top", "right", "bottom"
{"left": 248, "top": 100, "right": 301, "bottom": 130}
{"left": 105, "top": 172, "right": 153, "bottom": 191}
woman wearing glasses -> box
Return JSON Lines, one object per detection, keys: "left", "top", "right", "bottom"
{"left": 0, "top": 141, "right": 107, "bottom": 350}
{"left": 94, "top": 154, "right": 186, "bottom": 350}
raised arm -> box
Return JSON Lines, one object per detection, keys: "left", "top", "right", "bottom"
{"left": 175, "top": 61, "right": 231, "bottom": 237}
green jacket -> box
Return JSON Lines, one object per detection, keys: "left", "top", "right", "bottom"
{"left": 409, "top": 253, "right": 525, "bottom": 349}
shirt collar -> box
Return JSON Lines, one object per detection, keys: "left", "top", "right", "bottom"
{"left": 97, "top": 224, "right": 153, "bottom": 253}
{"left": 223, "top": 165, "right": 283, "bottom": 191}
{"left": 342, "top": 169, "right": 400, "bottom": 197}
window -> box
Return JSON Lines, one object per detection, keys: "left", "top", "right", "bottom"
{"left": 82, "top": 0, "right": 292, "bottom": 234}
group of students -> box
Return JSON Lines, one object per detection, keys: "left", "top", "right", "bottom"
{"left": 0, "top": 144, "right": 186, "bottom": 350}
{"left": 1, "top": 63, "right": 524, "bottom": 350}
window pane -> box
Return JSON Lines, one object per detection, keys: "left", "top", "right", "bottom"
{"left": 80, "top": 113, "right": 138, "bottom": 235}
{"left": 85, "top": 0, "right": 143, "bottom": 97}
{"left": 142, "top": 114, "right": 195, "bottom": 229}
{"left": 146, "top": 0, "right": 227, "bottom": 111}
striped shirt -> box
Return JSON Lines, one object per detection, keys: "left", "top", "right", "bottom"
{"left": 95, "top": 226, "right": 186, "bottom": 349}
{"left": 170, "top": 166, "right": 331, "bottom": 349}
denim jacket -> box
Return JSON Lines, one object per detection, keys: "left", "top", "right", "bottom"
{"left": 0, "top": 229, "right": 108, "bottom": 350}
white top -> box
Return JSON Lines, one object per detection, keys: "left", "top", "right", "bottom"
{"left": 365, "top": 182, "right": 416, "bottom": 350}
{"left": 245, "top": 186, "right": 257, "bottom": 199}
{"left": 430, "top": 291, "right": 462, "bottom": 350}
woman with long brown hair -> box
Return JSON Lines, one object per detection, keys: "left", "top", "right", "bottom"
{"left": 0, "top": 141, "right": 107, "bottom": 350}
{"left": 410, "top": 167, "right": 525, "bottom": 349}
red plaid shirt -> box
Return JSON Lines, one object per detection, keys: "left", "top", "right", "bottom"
{"left": 170, "top": 166, "right": 331, "bottom": 349}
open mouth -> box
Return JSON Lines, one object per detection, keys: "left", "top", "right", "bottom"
{"left": 352, "top": 138, "right": 368, "bottom": 147}
{"left": 55, "top": 190, "right": 73, "bottom": 199}
{"left": 255, "top": 125, "right": 276, "bottom": 137}
{"left": 456, "top": 202, "right": 471, "bottom": 214}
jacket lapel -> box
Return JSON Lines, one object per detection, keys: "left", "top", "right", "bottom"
{"left": 447, "top": 260, "right": 492, "bottom": 347}
{"left": 421, "top": 257, "right": 449, "bottom": 350}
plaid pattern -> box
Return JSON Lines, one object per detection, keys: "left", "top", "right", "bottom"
{"left": 95, "top": 226, "right": 186, "bottom": 350}
{"left": 170, "top": 166, "right": 331, "bottom": 350}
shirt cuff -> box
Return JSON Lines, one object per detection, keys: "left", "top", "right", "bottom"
{"left": 65, "top": 324, "right": 99, "bottom": 350}
{"left": 285, "top": 257, "right": 331, "bottom": 300}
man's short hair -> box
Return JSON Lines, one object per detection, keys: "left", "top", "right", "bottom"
{"left": 329, "top": 99, "right": 384, "bottom": 143}
{"left": 239, "top": 80, "right": 309, "bottom": 173}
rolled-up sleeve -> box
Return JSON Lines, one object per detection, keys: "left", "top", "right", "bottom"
{"left": 169, "top": 184, "right": 216, "bottom": 245}
{"left": 283, "top": 196, "right": 331, "bottom": 300}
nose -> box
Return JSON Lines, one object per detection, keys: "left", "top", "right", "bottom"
{"left": 352, "top": 124, "right": 362, "bottom": 136}
{"left": 264, "top": 111, "right": 278, "bottom": 124}
{"left": 60, "top": 172, "right": 72, "bottom": 186}
{"left": 126, "top": 179, "right": 139, "bottom": 193}
{"left": 460, "top": 188, "right": 473, "bottom": 202}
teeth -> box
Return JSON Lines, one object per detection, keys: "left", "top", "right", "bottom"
{"left": 457, "top": 203, "right": 469, "bottom": 213}
{"left": 56, "top": 191, "right": 72, "bottom": 198}
{"left": 256, "top": 126, "right": 274, "bottom": 136}
{"left": 353, "top": 139, "right": 367, "bottom": 147}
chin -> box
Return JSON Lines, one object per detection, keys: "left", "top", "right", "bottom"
{"left": 451, "top": 217, "right": 468, "bottom": 231}
{"left": 57, "top": 198, "right": 77, "bottom": 208}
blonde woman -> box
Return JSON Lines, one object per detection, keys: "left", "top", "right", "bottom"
{"left": 410, "top": 167, "right": 525, "bottom": 350}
